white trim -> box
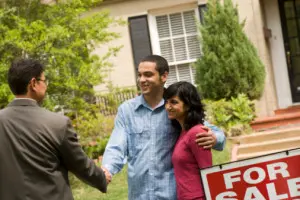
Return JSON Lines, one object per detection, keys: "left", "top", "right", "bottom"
{"left": 148, "top": 2, "right": 197, "bottom": 16}
{"left": 167, "top": 14, "right": 176, "bottom": 62}
{"left": 175, "top": 65, "right": 180, "bottom": 81}
{"left": 198, "top": 0, "right": 207, "bottom": 5}
{"left": 264, "top": 0, "right": 293, "bottom": 108}
{"left": 148, "top": 6, "right": 201, "bottom": 85}
{"left": 127, "top": 11, "right": 148, "bottom": 18}
{"left": 189, "top": 64, "right": 195, "bottom": 84}
{"left": 148, "top": 14, "right": 161, "bottom": 55}
{"left": 169, "top": 58, "right": 197, "bottom": 66}
{"left": 182, "top": 12, "right": 191, "bottom": 60}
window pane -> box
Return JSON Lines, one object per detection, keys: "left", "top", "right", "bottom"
{"left": 177, "top": 64, "right": 192, "bottom": 82}
{"left": 187, "top": 35, "right": 201, "bottom": 59}
{"left": 156, "top": 15, "right": 170, "bottom": 38}
{"left": 285, "top": 1, "right": 295, "bottom": 18}
{"left": 292, "top": 74, "right": 300, "bottom": 92}
{"left": 289, "top": 37, "right": 300, "bottom": 55}
{"left": 287, "top": 19, "right": 298, "bottom": 37}
{"left": 160, "top": 39, "right": 174, "bottom": 62}
{"left": 296, "top": 0, "right": 300, "bottom": 16}
{"left": 173, "top": 37, "right": 187, "bottom": 61}
{"left": 291, "top": 56, "right": 300, "bottom": 74}
{"left": 165, "top": 65, "right": 177, "bottom": 87}
{"left": 170, "top": 13, "right": 184, "bottom": 36}
{"left": 183, "top": 11, "right": 197, "bottom": 34}
{"left": 293, "top": 74, "right": 300, "bottom": 93}
{"left": 155, "top": 9, "right": 200, "bottom": 68}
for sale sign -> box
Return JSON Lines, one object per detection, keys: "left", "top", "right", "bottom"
{"left": 201, "top": 148, "right": 300, "bottom": 200}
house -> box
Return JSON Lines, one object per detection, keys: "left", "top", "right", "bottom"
{"left": 92, "top": 0, "right": 299, "bottom": 122}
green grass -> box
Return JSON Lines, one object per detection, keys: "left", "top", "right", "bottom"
{"left": 212, "top": 139, "right": 232, "bottom": 165}
{"left": 71, "top": 140, "right": 232, "bottom": 200}
{"left": 71, "top": 166, "right": 128, "bottom": 200}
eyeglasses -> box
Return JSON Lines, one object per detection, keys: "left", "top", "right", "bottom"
{"left": 36, "top": 78, "right": 49, "bottom": 86}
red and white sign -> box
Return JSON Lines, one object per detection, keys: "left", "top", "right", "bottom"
{"left": 200, "top": 148, "right": 300, "bottom": 200}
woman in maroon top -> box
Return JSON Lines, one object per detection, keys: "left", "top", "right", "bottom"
{"left": 164, "top": 81, "right": 212, "bottom": 200}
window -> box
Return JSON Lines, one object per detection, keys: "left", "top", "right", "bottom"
{"left": 149, "top": 9, "right": 201, "bottom": 86}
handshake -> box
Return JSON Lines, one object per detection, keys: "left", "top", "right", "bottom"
{"left": 101, "top": 166, "right": 112, "bottom": 184}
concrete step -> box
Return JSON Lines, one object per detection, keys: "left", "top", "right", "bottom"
{"left": 250, "top": 112, "right": 300, "bottom": 131}
{"left": 237, "top": 136, "right": 300, "bottom": 155}
{"left": 237, "top": 147, "right": 296, "bottom": 160}
{"left": 235, "top": 126, "right": 300, "bottom": 144}
{"left": 275, "top": 105, "right": 300, "bottom": 115}
{"left": 232, "top": 126, "right": 300, "bottom": 161}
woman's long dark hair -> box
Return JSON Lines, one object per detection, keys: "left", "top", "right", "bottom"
{"left": 164, "top": 81, "right": 205, "bottom": 131}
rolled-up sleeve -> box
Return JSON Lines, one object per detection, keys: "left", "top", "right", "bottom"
{"left": 102, "top": 106, "right": 128, "bottom": 175}
{"left": 204, "top": 121, "right": 226, "bottom": 151}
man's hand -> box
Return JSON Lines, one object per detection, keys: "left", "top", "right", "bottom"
{"left": 101, "top": 166, "right": 112, "bottom": 185}
{"left": 195, "top": 126, "right": 217, "bottom": 149}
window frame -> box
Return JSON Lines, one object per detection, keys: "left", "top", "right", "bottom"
{"left": 148, "top": 6, "right": 202, "bottom": 85}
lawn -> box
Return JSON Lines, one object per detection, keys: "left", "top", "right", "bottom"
{"left": 71, "top": 165, "right": 128, "bottom": 200}
{"left": 71, "top": 140, "right": 232, "bottom": 200}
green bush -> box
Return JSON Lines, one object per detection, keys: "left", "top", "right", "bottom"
{"left": 71, "top": 108, "right": 115, "bottom": 159}
{"left": 204, "top": 94, "right": 255, "bottom": 136}
{"left": 195, "top": 0, "right": 265, "bottom": 100}
{"left": 82, "top": 137, "right": 110, "bottom": 159}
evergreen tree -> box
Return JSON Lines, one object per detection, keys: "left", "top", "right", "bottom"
{"left": 0, "top": 0, "right": 122, "bottom": 111}
{"left": 195, "top": 0, "right": 265, "bottom": 100}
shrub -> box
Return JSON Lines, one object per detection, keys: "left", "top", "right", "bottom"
{"left": 204, "top": 94, "right": 255, "bottom": 136}
{"left": 72, "top": 88, "right": 137, "bottom": 158}
{"left": 71, "top": 108, "right": 115, "bottom": 159}
{"left": 195, "top": 0, "right": 266, "bottom": 100}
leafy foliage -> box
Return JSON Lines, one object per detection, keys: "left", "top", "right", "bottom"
{"left": 0, "top": 0, "right": 123, "bottom": 110}
{"left": 195, "top": 0, "right": 265, "bottom": 100}
{"left": 204, "top": 94, "right": 255, "bottom": 136}
{"left": 66, "top": 107, "right": 113, "bottom": 159}
{"left": 74, "top": 87, "right": 136, "bottom": 158}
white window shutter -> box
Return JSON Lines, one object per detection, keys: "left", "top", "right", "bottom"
{"left": 183, "top": 11, "right": 197, "bottom": 34}
{"left": 170, "top": 13, "right": 184, "bottom": 36}
{"left": 177, "top": 64, "right": 192, "bottom": 82}
{"left": 173, "top": 37, "right": 187, "bottom": 61}
{"left": 165, "top": 66, "right": 178, "bottom": 87}
{"left": 154, "top": 9, "right": 200, "bottom": 86}
{"left": 187, "top": 35, "right": 201, "bottom": 59}
{"left": 156, "top": 15, "right": 170, "bottom": 38}
{"left": 159, "top": 39, "right": 174, "bottom": 62}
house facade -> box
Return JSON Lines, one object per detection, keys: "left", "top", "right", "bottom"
{"left": 93, "top": 0, "right": 299, "bottom": 118}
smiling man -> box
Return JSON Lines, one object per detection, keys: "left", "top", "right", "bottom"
{"left": 102, "top": 55, "right": 226, "bottom": 200}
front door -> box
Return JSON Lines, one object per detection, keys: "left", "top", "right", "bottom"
{"left": 279, "top": 0, "right": 300, "bottom": 102}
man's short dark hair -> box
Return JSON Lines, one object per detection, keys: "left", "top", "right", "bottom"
{"left": 140, "top": 55, "right": 169, "bottom": 75}
{"left": 8, "top": 58, "right": 45, "bottom": 95}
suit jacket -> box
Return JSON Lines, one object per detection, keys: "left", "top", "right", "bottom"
{"left": 0, "top": 99, "right": 107, "bottom": 200}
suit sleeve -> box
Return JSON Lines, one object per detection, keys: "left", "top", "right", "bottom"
{"left": 59, "top": 118, "right": 107, "bottom": 193}
{"left": 188, "top": 128, "right": 212, "bottom": 169}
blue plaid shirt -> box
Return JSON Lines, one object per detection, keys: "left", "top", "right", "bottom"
{"left": 102, "top": 95, "right": 225, "bottom": 200}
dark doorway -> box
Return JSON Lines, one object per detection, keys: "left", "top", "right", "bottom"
{"left": 279, "top": 0, "right": 300, "bottom": 102}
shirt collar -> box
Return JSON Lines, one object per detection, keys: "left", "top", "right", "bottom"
{"left": 14, "top": 98, "right": 37, "bottom": 102}
{"left": 134, "top": 95, "right": 165, "bottom": 111}
{"left": 8, "top": 98, "right": 39, "bottom": 107}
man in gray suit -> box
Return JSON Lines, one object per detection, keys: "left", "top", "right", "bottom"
{"left": 0, "top": 58, "right": 107, "bottom": 200}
